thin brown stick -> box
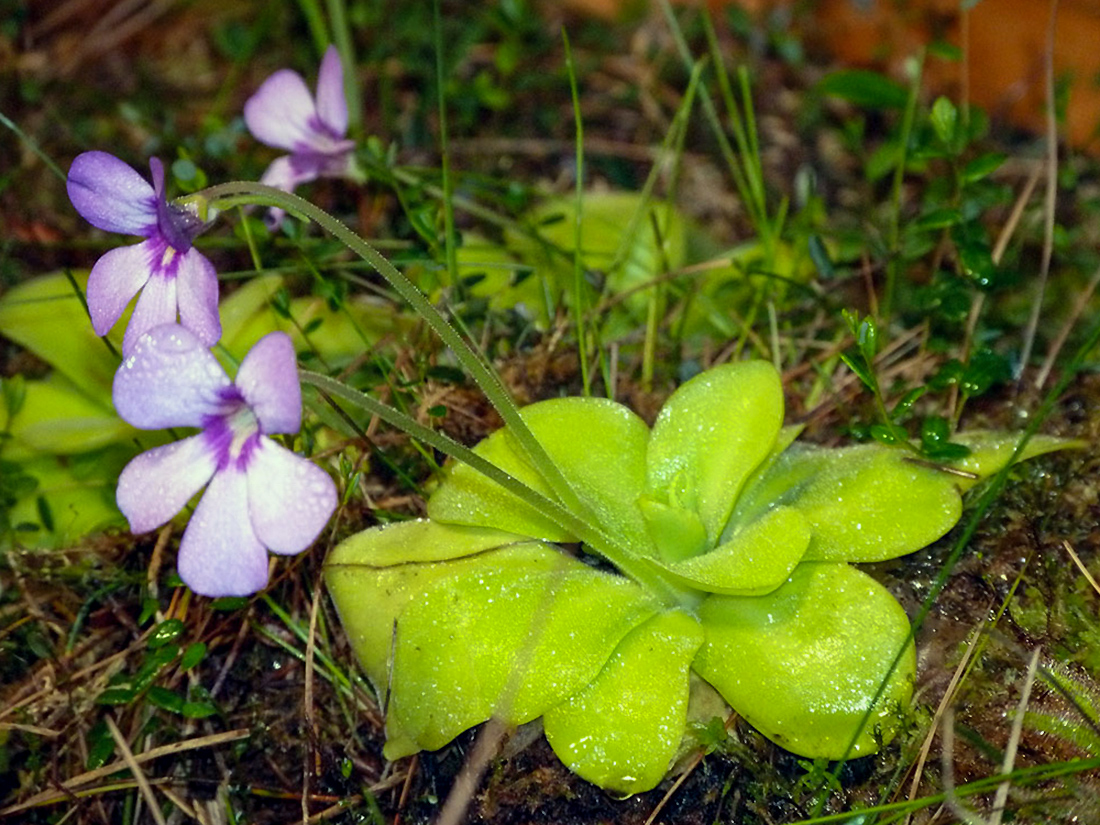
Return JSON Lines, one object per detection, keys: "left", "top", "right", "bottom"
{"left": 1036, "top": 261, "right": 1100, "bottom": 388}
{"left": 104, "top": 715, "right": 168, "bottom": 825}
{"left": 950, "top": 163, "right": 1042, "bottom": 422}
{"left": 645, "top": 710, "right": 738, "bottom": 825}
{"left": 303, "top": 583, "right": 324, "bottom": 825}
{"left": 393, "top": 754, "right": 418, "bottom": 825}
{"left": 1019, "top": 0, "right": 1060, "bottom": 381}
{"left": 0, "top": 722, "right": 61, "bottom": 738}
{"left": 157, "top": 784, "right": 197, "bottom": 821}
{"left": 1063, "top": 539, "right": 1100, "bottom": 597}
{"left": 433, "top": 719, "right": 508, "bottom": 825}
{"left": 0, "top": 729, "right": 249, "bottom": 816}
{"left": 147, "top": 523, "right": 173, "bottom": 600}
{"left": 941, "top": 707, "right": 988, "bottom": 825}
{"left": 904, "top": 614, "right": 989, "bottom": 818}
{"left": 990, "top": 648, "right": 1042, "bottom": 825}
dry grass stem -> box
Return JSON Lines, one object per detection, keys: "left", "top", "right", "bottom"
{"left": 0, "top": 729, "right": 249, "bottom": 817}
{"left": 903, "top": 613, "right": 990, "bottom": 822}
{"left": 989, "top": 648, "right": 1042, "bottom": 825}
{"left": 1018, "top": 0, "right": 1060, "bottom": 383}
{"left": 1062, "top": 540, "right": 1100, "bottom": 597}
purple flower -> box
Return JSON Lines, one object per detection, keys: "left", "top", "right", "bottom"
{"left": 244, "top": 45, "right": 357, "bottom": 224}
{"left": 67, "top": 151, "right": 221, "bottom": 357}
{"left": 113, "top": 324, "right": 337, "bottom": 597}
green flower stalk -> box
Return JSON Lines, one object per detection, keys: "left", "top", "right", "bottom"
{"left": 325, "top": 360, "right": 1071, "bottom": 794}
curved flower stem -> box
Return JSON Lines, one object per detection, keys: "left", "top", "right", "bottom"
{"left": 303, "top": 370, "right": 583, "bottom": 534}
{"left": 198, "top": 182, "right": 688, "bottom": 605}
{"left": 201, "top": 182, "right": 589, "bottom": 521}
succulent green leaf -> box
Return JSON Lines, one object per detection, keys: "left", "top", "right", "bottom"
{"left": 637, "top": 495, "right": 709, "bottom": 563}
{"left": 7, "top": 452, "right": 129, "bottom": 548}
{"left": 646, "top": 361, "right": 783, "bottom": 546}
{"left": 515, "top": 192, "right": 685, "bottom": 296}
{"left": 543, "top": 609, "right": 704, "bottom": 795}
{"left": 0, "top": 271, "right": 120, "bottom": 399}
{"left": 325, "top": 525, "right": 657, "bottom": 759}
{"left": 647, "top": 505, "right": 811, "bottom": 595}
{"left": 429, "top": 397, "right": 652, "bottom": 551}
{"left": 427, "top": 419, "right": 571, "bottom": 541}
{"left": 217, "top": 274, "right": 285, "bottom": 349}
{"left": 508, "top": 192, "right": 686, "bottom": 338}
{"left": 7, "top": 375, "right": 135, "bottom": 458}
{"left": 729, "top": 443, "right": 962, "bottom": 562}
{"left": 678, "top": 241, "right": 818, "bottom": 341}
{"left": 694, "top": 562, "right": 915, "bottom": 758}
{"left": 456, "top": 233, "right": 548, "bottom": 318}
{"left": 321, "top": 358, "right": 1075, "bottom": 791}
{"left": 324, "top": 520, "right": 544, "bottom": 683}
{"left": 385, "top": 560, "right": 655, "bottom": 756}
{"left": 329, "top": 518, "right": 532, "bottom": 567}
{"left": 948, "top": 430, "right": 1082, "bottom": 491}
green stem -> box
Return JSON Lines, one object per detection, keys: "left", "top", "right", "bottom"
{"left": 563, "top": 27, "right": 591, "bottom": 396}
{"left": 325, "top": 0, "right": 362, "bottom": 131}
{"left": 293, "top": 0, "right": 330, "bottom": 57}
{"left": 202, "top": 181, "right": 587, "bottom": 518}
{"left": 433, "top": 0, "right": 458, "bottom": 289}
{"left": 661, "top": 0, "right": 775, "bottom": 262}
{"left": 883, "top": 51, "right": 924, "bottom": 321}
{"left": 793, "top": 756, "right": 1100, "bottom": 825}
{"left": 0, "top": 110, "right": 66, "bottom": 182}
{"left": 199, "top": 182, "right": 691, "bottom": 606}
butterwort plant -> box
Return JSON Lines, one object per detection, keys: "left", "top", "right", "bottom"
{"left": 113, "top": 324, "right": 337, "bottom": 597}
{"left": 67, "top": 152, "right": 220, "bottom": 356}
{"left": 60, "top": 45, "right": 1073, "bottom": 792}
{"left": 325, "top": 360, "right": 1070, "bottom": 794}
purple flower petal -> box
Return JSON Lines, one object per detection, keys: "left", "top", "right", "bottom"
{"left": 244, "top": 68, "right": 319, "bottom": 153}
{"left": 257, "top": 155, "right": 328, "bottom": 228}
{"left": 122, "top": 271, "right": 179, "bottom": 357}
{"left": 114, "top": 324, "right": 231, "bottom": 428}
{"left": 234, "top": 332, "right": 301, "bottom": 434}
{"left": 247, "top": 437, "right": 336, "bottom": 555}
{"left": 85, "top": 241, "right": 154, "bottom": 336}
{"left": 67, "top": 151, "right": 157, "bottom": 236}
{"left": 178, "top": 467, "right": 271, "bottom": 596}
{"left": 175, "top": 248, "right": 221, "bottom": 349}
{"left": 315, "top": 45, "right": 349, "bottom": 138}
{"left": 150, "top": 156, "right": 167, "bottom": 199}
{"left": 259, "top": 154, "right": 324, "bottom": 191}
{"left": 116, "top": 434, "right": 218, "bottom": 533}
